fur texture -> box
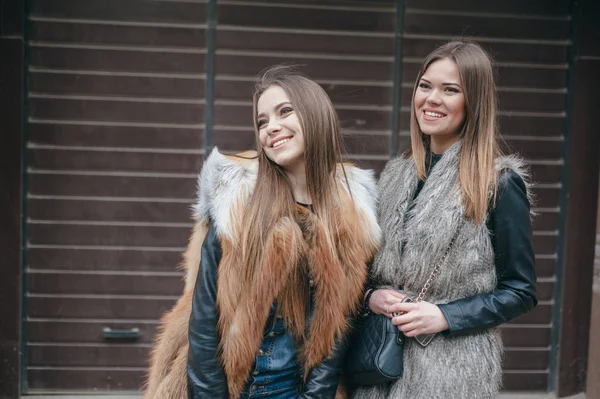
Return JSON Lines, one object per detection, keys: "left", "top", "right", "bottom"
{"left": 145, "top": 148, "right": 381, "bottom": 399}
{"left": 352, "top": 142, "right": 532, "bottom": 399}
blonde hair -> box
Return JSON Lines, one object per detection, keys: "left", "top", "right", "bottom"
{"left": 409, "top": 40, "right": 502, "bottom": 223}
{"left": 239, "top": 65, "right": 349, "bottom": 285}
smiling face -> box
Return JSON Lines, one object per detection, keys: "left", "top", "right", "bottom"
{"left": 256, "top": 84, "right": 306, "bottom": 173}
{"left": 414, "top": 58, "right": 466, "bottom": 152}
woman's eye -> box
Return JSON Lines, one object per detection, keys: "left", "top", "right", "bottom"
{"left": 418, "top": 82, "right": 430, "bottom": 89}
{"left": 280, "top": 107, "right": 293, "bottom": 115}
{"left": 257, "top": 119, "right": 267, "bottom": 128}
{"left": 445, "top": 87, "right": 459, "bottom": 93}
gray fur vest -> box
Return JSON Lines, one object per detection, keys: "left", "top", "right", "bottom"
{"left": 353, "top": 142, "right": 530, "bottom": 399}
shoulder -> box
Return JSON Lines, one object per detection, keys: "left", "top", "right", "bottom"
{"left": 379, "top": 154, "right": 413, "bottom": 185}
{"left": 193, "top": 147, "right": 258, "bottom": 239}
{"left": 339, "top": 163, "right": 378, "bottom": 212}
{"left": 492, "top": 156, "right": 534, "bottom": 215}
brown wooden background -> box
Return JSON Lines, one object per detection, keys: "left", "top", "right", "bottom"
{"left": 23, "top": 0, "right": 569, "bottom": 393}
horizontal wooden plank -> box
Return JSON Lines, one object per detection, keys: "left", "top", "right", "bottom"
{"left": 501, "top": 139, "right": 564, "bottom": 160}
{"left": 29, "top": 148, "right": 203, "bottom": 174}
{"left": 404, "top": 11, "right": 569, "bottom": 40}
{"left": 29, "top": 124, "right": 203, "bottom": 149}
{"left": 29, "top": 173, "right": 197, "bottom": 199}
{"left": 529, "top": 164, "right": 562, "bottom": 184}
{"left": 28, "top": 320, "right": 158, "bottom": 344}
{"left": 28, "top": 368, "right": 143, "bottom": 391}
{"left": 31, "top": 0, "right": 207, "bottom": 24}
{"left": 404, "top": 38, "right": 568, "bottom": 65}
{"left": 217, "top": 3, "right": 395, "bottom": 32}
{"left": 28, "top": 198, "right": 192, "bottom": 223}
{"left": 504, "top": 349, "right": 549, "bottom": 370}
{"left": 532, "top": 187, "right": 560, "bottom": 209}
{"left": 406, "top": 0, "right": 569, "bottom": 15}
{"left": 30, "top": 21, "right": 205, "bottom": 48}
{"left": 28, "top": 247, "right": 183, "bottom": 272}
{"left": 533, "top": 211, "right": 559, "bottom": 232}
{"left": 30, "top": 47, "right": 206, "bottom": 74}
{"left": 28, "top": 344, "right": 150, "bottom": 367}
{"left": 28, "top": 224, "right": 190, "bottom": 247}
{"left": 512, "top": 303, "right": 552, "bottom": 324}
{"left": 535, "top": 258, "right": 556, "bottom": 278}
{"left": 501, "top": 327, "right": 551, "bottom": 347}
{"left": 532, "top": 234, "right": 558, "bottom": 255}
{"left": 30, "top": 98, "right": 204, "bottom": 125}
{"left": 28, "top": 296, "right": 175, "bottom": 319}
{"left": 217, "top": 28, "right": 394, "bottom": 56}
{"left": 502, "top": 372, "right": 547, "bottom": 391}
{"left": 30, "top": 72, "right": 204, "bottom": 99}
{"left": 28, "top": 272, "right": 184, "bottom": 296}
{"left": 216, "top": 54, "right": 393, "bottom": 82}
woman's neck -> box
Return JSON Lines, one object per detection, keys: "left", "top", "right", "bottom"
{"left": 285, "top": 163, "right": 311, "bottom": 205}
{"left": 430, "top": 134, "right": 460, "bottom": 154}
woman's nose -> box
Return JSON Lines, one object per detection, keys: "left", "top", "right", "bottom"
{"left": 266, "top": 119, "right": 281, "bottom": 134}
{"left": 426, "top": 90, "right": 442, "bottom": 105}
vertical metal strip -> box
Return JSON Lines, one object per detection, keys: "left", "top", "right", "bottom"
{"left": 548, "top": 0, "right": 579, "bottom": 392}
{"left": 20, "top": 0, "right": 32, "bottom": 393}
{"left": 390, "top": 0, "right": 406, "bottom": 158}
{"left": 204, "top": 0, "right": 217, "bottom": 155}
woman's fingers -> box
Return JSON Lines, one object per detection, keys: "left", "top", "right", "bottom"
{"left": 388, "top": 301, "right": 418, "bottom": 314}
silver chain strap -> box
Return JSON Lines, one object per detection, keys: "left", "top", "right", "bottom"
{"left": 415, "top": 222, "right": 465, "bottom": 303}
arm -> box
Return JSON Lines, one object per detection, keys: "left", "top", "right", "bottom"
{"left": 437, "top": 170, "right": 538, "bottom": 335}
{"left": 187, "top": 222, "right": 228, "bottom": 398}
{"left": 299, "top": 338, "right": 350, "bottom": 398}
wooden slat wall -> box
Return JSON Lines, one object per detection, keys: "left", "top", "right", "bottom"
{"left": 26, "top": 0, "right": 207, "bottom": 391}
{"left": 400, "top": 0, "right": 569, "bottom": 391}
{"left": 24, "top": 0, "right": 570, "bottom": 393}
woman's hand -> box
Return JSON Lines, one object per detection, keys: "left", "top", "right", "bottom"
{"left": 389, "top": 301, "right": 449, "bottom": 336}
{"left": 367, "top": 289, "right": 406, "bottom": 318}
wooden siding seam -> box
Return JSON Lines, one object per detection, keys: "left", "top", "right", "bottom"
{"left": 27, "top": 195, "right": 192, "bottom": 203}
{"left": 28, "top": 144, "right": 206, "bottom": 155}
{"left": 29, "top": 119, "right": 204, "bottom": 128}
{"left": 29, "top": 42, "right": 207, "bottom": 54}
{"left": 28, "top": 169, "right": 197, "bottom": 178}
{"left": 29, "top": 94, "right": 206, "bottom": 104}
{"left": 218, "top": 1, "right": 394, "bottom": 12}
{"left": 30, "top": 16, "right": 208, "bottom": 29}
{"left": 27, "top": 293, "right": 179, "bottom": 300}
{"left": 217, "top": 24, "right": 394, "bottom": 38}
{"left": 27, "top": 244, "right": 185, "bottom": 251}
{"left": 405, "top": 9, "right": 570, "bottom": 21}
{"left": 30, "top": 68, "right": 206, "bottom": 79}
{"left": 402, "top": 33, "right": 570, "bottom": 46}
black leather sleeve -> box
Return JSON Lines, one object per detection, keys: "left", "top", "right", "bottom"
{"left": 187, "top": 222, "right": 228, "bottom": 399}
{"left": 437, "top": 170, "right": 538, "bottom": 335}
{"left": 299, "top": 338, "right": 350, "bottom": 399}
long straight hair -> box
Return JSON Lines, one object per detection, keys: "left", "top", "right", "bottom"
{"left": 239, "top": 65, "right": 349, "bottom": 277}
{"left": 409, "top": 40, "right": 502, "bottom": 223}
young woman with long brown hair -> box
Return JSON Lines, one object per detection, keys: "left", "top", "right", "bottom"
{"left": 353, "top": 41, "right": 538, "bottom": 398}
{"left": 144, "top": 66, "right": 381, "bottom": 399}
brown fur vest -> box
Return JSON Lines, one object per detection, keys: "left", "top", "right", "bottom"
{"left": 144, "top": 148, "right": 381, "bottom": 399}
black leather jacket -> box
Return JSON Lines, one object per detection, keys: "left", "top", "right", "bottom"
{"left": 437, "top": 169, "right": 538, "bottom": 334}
{"left": 187, "top": 223, "right": 348, "bottom": 398}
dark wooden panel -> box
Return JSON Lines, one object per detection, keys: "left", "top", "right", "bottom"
{"left": 28, "top": 272, "right": 183, "bottom": 296}
{"left": 212, "top": 128, "right": 255, "bottom": 152}
{"left": 214, "top": 103, "right": 391, "bottom": 131}
{"left": 216, "top": 54, "right": 393, "bottom": 82}
{"left": 31, "top": 0, "right": 207, "bottom": 23}
{"left": 404, "top": 38, "right": 568, "bottom": 64}
{"left": 512, "top": 304, "right": 552, "bottom": 324}
{"left": 404, "top": 12, "right": 569, "bottom": 40}
{"left": 31, "top": 72, "right": 204, "bottom": 99}
{"left": 28, "top": 247, "right": 183, "bottom": 272}
{"left": 406, "top": 0, "right": 569, "bottom": 15}
{"left": 535, "top": 257, "right": 556, "bottom": 278}
{"left": 217, "top": 29, "right": 393, "bottom": 56}
{"left": 28, "top": 224, "right": 190, "bottom": 247}
{"left": 502, "top": 139, "right": 564, "bottom": 160}
{"left": 30, "top": 46, "right": 206, "bottom": 74}
{"left": 28, "top": 344, "right": 150, "bottom": 367}
{"left": 536, "top": 281, "right": 554, "bottom": 302}
{"left": 502, "top": 372, "right": 547, "bottom": 391}
{"left": 28, "top": 320, "right": 157, "bottom": 344}
{"left": 504, "top": 349, "right": 550, "bottom": 370}
{"left": 217, "top": 3, "right": 395, "bottom": 32}
{"left": 532, "top": 187, "right": 561, "bottom": 208}
{"left": 530, "top": 164, "right": 562, "bottom": 184}
{"left": 29, "top": 174, "right": 197, "bottom": 198}
{"left": 28, "top": 198, "right": 192, "bottom": 223}
{"left": 28, "top": 368, "right": 144, "bottom": 390}
{"left": 533, "top": 211, "right": 559, "bottom": 232}
{"left": 29, "top": 148, "right": 203, "bottom": 174}
{"left": 29, "top": 124, "right": 203, "bottom": 149}
{"left": 30, "top": 21, "right": 206, "bottom": 48}
{"left": 532, "top": 234, "right": 558, "bottom": 255}
{"left": 216, "top": 79, "right": 393, "bottom": 105}
{"left": 30, "top": 98, "right": 204, "bottom": 124}
{"left": 28, "top": 296, "right": 175, "bottom": 319}
{"left": 501, "top": 327, "right": 551, "bottom": 347}
{"left": 402, "top": 64, "right": 568, "bottom": 90}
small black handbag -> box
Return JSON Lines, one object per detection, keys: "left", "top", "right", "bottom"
{"left": 344, "top": 305, "right": 408, "bottom": 386}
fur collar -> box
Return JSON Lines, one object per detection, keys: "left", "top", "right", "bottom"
{"left": 187, "top": 148, "right": 380, "bottom": 398}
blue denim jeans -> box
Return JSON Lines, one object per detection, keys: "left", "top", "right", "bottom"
{"left": 240, "top": 306, "right": 301, "bottom": 399}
